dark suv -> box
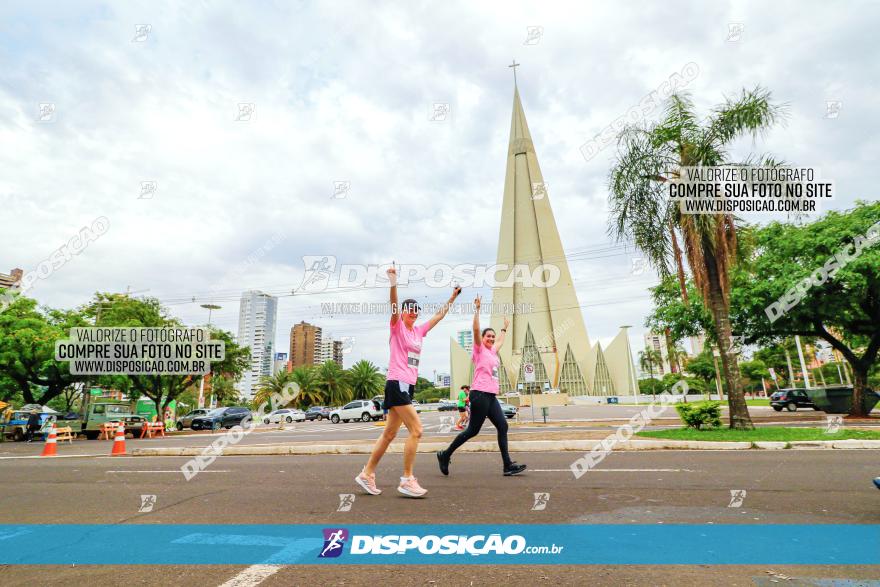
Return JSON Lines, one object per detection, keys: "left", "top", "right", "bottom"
{"left": 770, "top": 389, "right": 816, "bottom": 412}
{"left": 191, "top": 407, "right": 252, "bottom": 430}
{"left": 305, "top": 406, "right": 331, "bottom": 421}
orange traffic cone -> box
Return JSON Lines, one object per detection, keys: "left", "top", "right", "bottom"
{"left": 110, "top": 422, "right": 127, "bottom": 456}
{"left": 41, "top": 424, "right": 58, "bottom": 457}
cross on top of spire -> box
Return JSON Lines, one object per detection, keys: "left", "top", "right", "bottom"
{"left": 508, "top": 60, "right": 520, "bottom": 86}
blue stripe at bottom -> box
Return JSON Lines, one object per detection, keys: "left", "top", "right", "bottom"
{"left": 0, "top": 524, "right": 877, "bottom": 565}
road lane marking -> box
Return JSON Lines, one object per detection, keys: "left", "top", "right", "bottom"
{"left": 105, "top": 470, "right": 231, "bottom": 473}
{"left": 217, "top": 564, "right": 282, "bottom": 587}
{"left": 531, "top": 468, "right": 695, "bottom": 472}
{"left": 0, "top": 454, "right": 105, "bottom": 459}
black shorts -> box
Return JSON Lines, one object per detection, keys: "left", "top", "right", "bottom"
{"left": 457, "top": 407, "right": 466, "bottom": 413}
{"left": 384, "top": 379, "right": 414, "bottom": 409}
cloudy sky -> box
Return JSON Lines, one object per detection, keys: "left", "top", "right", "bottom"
{"left": 2, "top": 0, "right": 877, "bottom": 380}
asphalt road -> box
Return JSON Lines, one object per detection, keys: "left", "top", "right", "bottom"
{"left": 3, "top": 404, "right": 869, "bottom": 458}
{"left": 1, "top": 449, "right": 878, "bottom": 585}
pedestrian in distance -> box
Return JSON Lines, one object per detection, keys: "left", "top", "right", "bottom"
{"left": 455, "top": 385, "right": 469, "bottom": 430}
{"left": 437, "top": 295, "right": 526, "bottom": 477}
{"left": 356, "top": 265, "right": 462, "bottom": 498}
{"left": 25, "top": 409, "right": 40, "bottom": 442}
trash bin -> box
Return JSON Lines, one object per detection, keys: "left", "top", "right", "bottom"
{"left": 806, "top": 386, "right": 879, "bottom": 414}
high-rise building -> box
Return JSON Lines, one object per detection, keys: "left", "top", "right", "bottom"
{"left": 290, "top": 321, "right": 344, "bottom": 368}
{"left": 450, "top": 82, "right": 638, "bottom": 398}
{"left": 690, "top": 334, "right": 706, "bottom": 356}
{"left": 273, "top": 352, "right": 290, "bottom": 374}
{"left": 456, "top": 329, "right": 474, "bottom": 352}
{"left": 0, "top": 267, "right": 23, "bottom": 289}
{"left": 290, "top": 321, "right": 322, "bottom": 368}
{"left": 642, "top": 331, "right": 673, "bottom": 377}
{"left": 317, "top": 338, "right": 344, "bottom": 367}
{"left": 236, "top": 290, "right": 277, "bottom": 399}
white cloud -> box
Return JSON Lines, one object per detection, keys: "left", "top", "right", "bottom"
{"left": 1, "top": 0, "right": 876, "bottom": 377}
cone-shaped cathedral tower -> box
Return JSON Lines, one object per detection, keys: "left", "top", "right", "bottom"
{"left": 450, "top": 79, "right": 638, "bottom": 398}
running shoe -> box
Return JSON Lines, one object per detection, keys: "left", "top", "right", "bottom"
{"left": 355, "top": 470, "right": 382, "bottom": 495}
{"left": 503, "top": 462, "right": 527, "bottom": 476}
{"left": 874, "top": 477, "right": 880, "bottom": 490}
{"left": 398, "top": 476, "right": 428, "bottom": 498}
{"left": 454, "top": 425, "right": 464, "bottom": 431}
{"left": 436, "top": 450, "right": 450, "bottom": 476}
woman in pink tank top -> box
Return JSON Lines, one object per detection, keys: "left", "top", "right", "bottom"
{"left": 356, "top": 265, "right": 461, "bottom": 498}
{"left": 436, "top": 295, "right": 527, "bottom": 477}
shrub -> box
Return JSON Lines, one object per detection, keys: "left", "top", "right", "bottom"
{"left": 675, "top": 401, "right": 722, "bottom": 430}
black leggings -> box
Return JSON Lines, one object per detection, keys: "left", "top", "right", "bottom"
{"left": 445, "top": 390, "right": 511, "bottom": 467}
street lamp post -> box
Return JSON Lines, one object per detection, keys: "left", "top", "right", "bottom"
{"left": 198, "top": 304, "right": 221, "bottom": 409}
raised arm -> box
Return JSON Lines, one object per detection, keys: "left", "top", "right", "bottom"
{"left": 426, "top": 285, "right": 462, "bottom": 331}
{"left": 471, "top": 295, "right": 481, "bottom": 345}
{"left": 495, "top": 316, "right": 510, "bottom": 351}
{"left": 388, "top": 266, "right": 399, "bottom": 326}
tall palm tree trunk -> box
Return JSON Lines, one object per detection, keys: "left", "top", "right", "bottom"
{"left": 703, "top": 239, "right": 754, "bottom": 430}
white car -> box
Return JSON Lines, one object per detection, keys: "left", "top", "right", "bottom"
{"left": 330, "top": 400, "right": 383, "bottom": 423}
{"left": 262, "top": 408, "right": 306, "bottom": 424}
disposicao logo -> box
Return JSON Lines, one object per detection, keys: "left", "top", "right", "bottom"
{"left": 318, "top": 528, "right": 348, "bottom": 558}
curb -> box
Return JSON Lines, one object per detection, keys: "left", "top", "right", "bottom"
{"left": 130, "top": 438, "right": 880, "bottom": 457}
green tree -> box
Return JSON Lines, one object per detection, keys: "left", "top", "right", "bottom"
{"left": 684, "top": 349, "right": 717, "bottom": 395}
{"left": 253, "top": 371, "right": 294, "bottom": 411}
{"left": 639, "top": 348, "right": 662, "bottom": 379}
{"left": 637, "top": 378, "right": 664, "bottom": 395}
{"left": 346, "top": 360, "right": 384, "bottom": 400}
{"left": 0, "top": 292, "right": 89, "bottom": 405}
{"left": 317, "top": 360, "right": 351, "bottom": 406}
{"left": 211, "top": 375, "right": 241, "bottom": 407}
{"left": 85, "top": 293, "right": 250, "bottom": 418}
{"left": 731, "top": 202, "right": 880, "bottom": 416}
{"left": 290, "top": 365, "right": 324, "bottom": 408}
{"left": 609, "top": 87, "right": 785, "bottom": 429}
{"left": 738, "top": 359, "right": 769, "bottom": 394}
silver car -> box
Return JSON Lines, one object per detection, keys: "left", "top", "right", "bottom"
{"left": 176, "top": 409, "right": 210, "bottom": 430}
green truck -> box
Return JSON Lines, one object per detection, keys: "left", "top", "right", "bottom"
{"left": 2, "top": 401, "right": 146, "bottom": 441}
{"left": 77, "top": 401, "right": 146, "bottom": 439}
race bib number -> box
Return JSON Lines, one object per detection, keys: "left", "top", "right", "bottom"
{"left": 491, "top": 366, "right": 499, "bottom": 381}
{"left": 407, "top": 351, "right": 420, "bottom": 368}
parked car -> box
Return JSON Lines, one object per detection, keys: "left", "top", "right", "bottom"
{"left": 498, "top": 402, "right": 518, "bottom": 419}
{"left": 305, "top": 406, "right": 331, "bottom": 421}
{"left": 177, "top": 409, "right": 210, "bottom": 431}
{"left": 330, "top": 400, "right": 383, "bottom": 423}
{"left": 438, "top": 399, "right": 458, "bottom": 412}
{"left": 770, "top": 389, "right": 816, "bottom": 412}
{"left": 263, "top": 408, "right": 306, "bottom": 424}
{"left": 191, "top": 407, "right": 252, "bottom": 430}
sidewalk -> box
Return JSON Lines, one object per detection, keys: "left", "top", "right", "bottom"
{"left": 131, "top": 436, "right": 880, "bottom": 456}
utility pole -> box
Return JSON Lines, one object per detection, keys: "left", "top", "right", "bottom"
{"left": 795, "top": 335, "right": 812, "bottom": 389}
{"left": 198, "top": 304, "right": 222, "bottom": 409}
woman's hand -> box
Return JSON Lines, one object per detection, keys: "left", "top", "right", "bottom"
{"left": 386, "top": 266, "right": 398, "bottom": 287}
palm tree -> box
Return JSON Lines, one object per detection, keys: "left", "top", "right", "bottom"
{"left": 211, "top": 375, "right": 241, "bottom": 406}
{"left": 639, "top": 348, "right": 662, "bottom": 379}
{"left": 290, "top": 365, "right": 325, "bottom": 408}
{"left": 609, "top": 87, "right": 786, "bottom": 429}
{"left": 346, "top": 360, "right": 384, "bottom": 400}
{"left": 252, "top": 370, "right": 294, "bottom": 411}
{"left": 316, "top": 360, "right": 352, "bottom": 407}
